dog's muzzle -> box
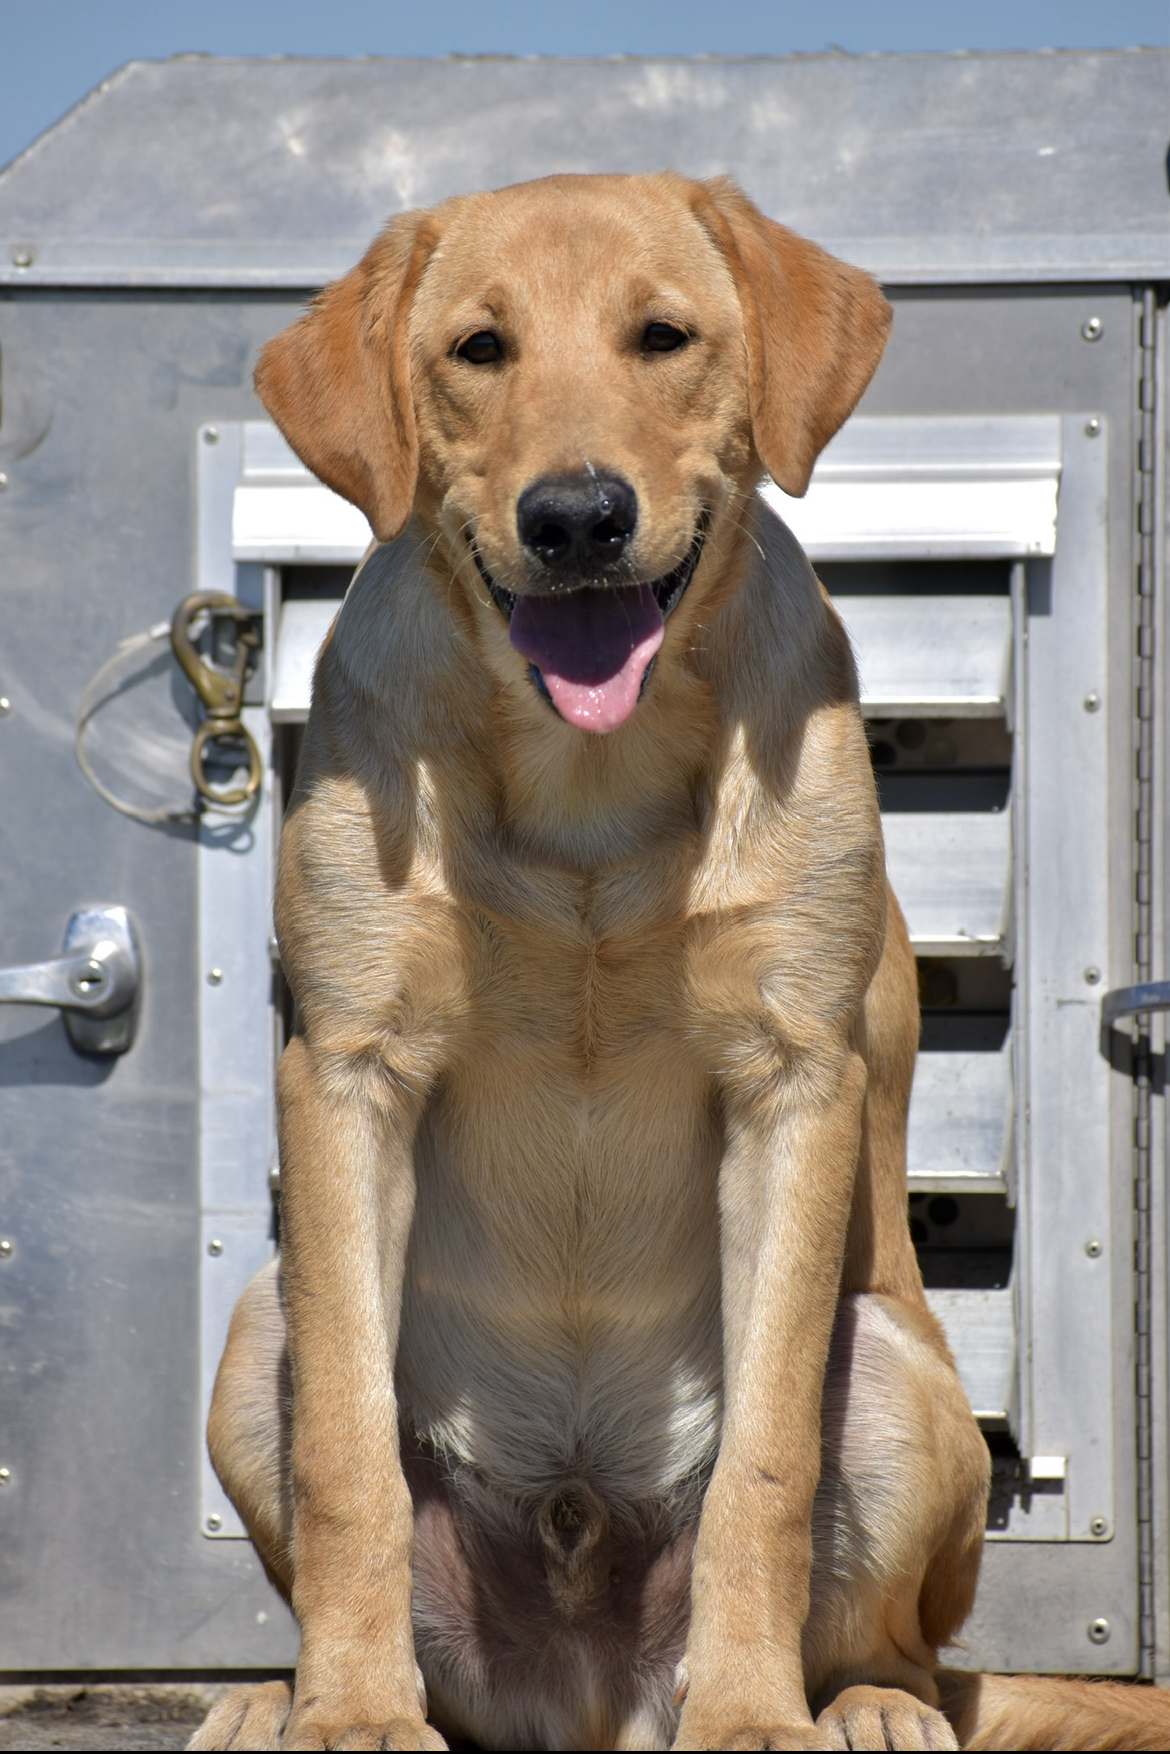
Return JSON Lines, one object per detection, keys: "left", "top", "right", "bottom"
{"left": 471, "top": 518, "right": 708, "bottom": 734}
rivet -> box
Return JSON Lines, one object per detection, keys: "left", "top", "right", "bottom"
{"left": 10, "top": 245, "right": 33, "bottom": 268}
{"left": 256, "top": 1610, "right": 269, "bottom": 1625}
{"left": 206, "top": 967, "right": 224, "bottom": 986}
{"left": 203, "top": 426, "right": 220, "bottom": 445}
{"left": 0, "top": 698, "right": 10, "bottom": 717}
{"left": 1088, "top": 1616, "right": 1111, "bottom": 1644}
{"left": 1084, "top": 417, "right": 1101, "bottom": 437}
{"left": 1090, "top": 1516, "right": 1109, "bottom": 1537}
{"left": 1084, "top": 966, "right": 1101, "bottom": 985}
{"left": 0, "top": 1468, "right": 10, "bottom": 1485}
{"left": 0, "top": 471, "right": 8, "bottom": 488}
{"left": 1083, "top": 692, "right": 1101, "bottom": 713}
{"left": 0, "top": 1239, "right": 12, "bottom": 1259}
{"left": 206, "top": 1513, "right": 222, "bottom": 1531}
{"left": 1081, "top": 317, "right": 1103, "bottom": 342}
{"left": 207, "top": 1238, "right": 224, "bottom": 1257}
{"left": 1085, "top": 1239, "right": 1102, "bottom": 1258}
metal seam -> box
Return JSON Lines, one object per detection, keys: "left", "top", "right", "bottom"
{"left": 1134, "top": 286, "right": 1157, "bottom": 1679}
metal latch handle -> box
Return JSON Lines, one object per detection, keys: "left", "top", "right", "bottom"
{"left": 1101, "top": 981, "right": 1170, "bottom": 1028}
{"left": 1100, "top": 980, "right": 1170, "bottom": 1064}
{"left": 0, "top": 906, "right": 141, "bottom": 1055}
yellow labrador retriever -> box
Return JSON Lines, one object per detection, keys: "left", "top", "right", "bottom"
{"left": 189, "top": 174, "right": 1156, "bottom": 1753}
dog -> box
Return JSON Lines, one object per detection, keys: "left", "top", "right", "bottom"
{"left": 189, "top": 174, "right": 1167, "bottom": 1752}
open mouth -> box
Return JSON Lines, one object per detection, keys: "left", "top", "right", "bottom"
{"left": 472, "top": 517, "right": 708, "bottom": 733}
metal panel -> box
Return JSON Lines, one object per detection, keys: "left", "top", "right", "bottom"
{"left": 1, "top": 54, "right": 1167, "bottom": 288}
{"left": 856, "top": 285, "right": 1140, "bottom": 1674}
{"left": 883, "top": 812, "right": 1011, "bottom": 957}
{"left": 908, "top": 1050, "right": 1012, "bottom": 1194}
{"left": 837, "top": 596, "right": 1012, "bottom": 718}
{"left": 234, "top": 485, "right": 370, "bottom": 564}
{"left": 241, "top": 415, "right": 1060, "bottom": 570}
{"left": 195, "top": 428, "right": 281, "bottom": 1542}
{"left": 955, "top": 1543, "right": 1136, "bottom": 1674}
{"left": 271, "top": 599, "right": 339, "bottom": 724}
{"left": 200, "top": 1212, "right": 278, "bottom": 1539}
{"left": 233, "top": 420, "right": 370, "bottom": 563}
{"left": 764, "top": 415, "right": 1061, "bottom": 560}
{"left": 0, "top": 294, "right": 299, "bottom": 1669}
{"left": 1012, "top": 418, "right": 1116, "bottom": 1550}
{"left": 927, "top": 1289, "right": 1015, "bottom": 1424}
{"left": 272, "top": 593, "right": 1016, "bottom": 730}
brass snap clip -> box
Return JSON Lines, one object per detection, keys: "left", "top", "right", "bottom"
{"left": 170, "top": 592, "right": 262, "bottom": 808}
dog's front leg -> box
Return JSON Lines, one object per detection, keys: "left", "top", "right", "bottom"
{"left": 675, "top": 1042, "right": 866, "bottom": 1753}
{"left": 277, "top": 1034, "right": 444, "bottom": 1753}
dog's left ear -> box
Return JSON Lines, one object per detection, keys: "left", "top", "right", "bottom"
{"left": 254, "top": 210, "right": 438, "bottom": 542}
{"left": 692, "top": 177, "right": 891, "bottom": 497}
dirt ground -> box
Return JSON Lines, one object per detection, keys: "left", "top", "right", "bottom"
{"left": 0, "top": 1686, "right": 232, "bottom": 1752}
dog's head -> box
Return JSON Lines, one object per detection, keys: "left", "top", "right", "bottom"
{"left": 257, "top": 173, "right": 889, "bottom": 735}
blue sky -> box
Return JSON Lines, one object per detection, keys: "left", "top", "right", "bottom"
{"left": 2, "top": 0, "right": 1167, "bottom": 173}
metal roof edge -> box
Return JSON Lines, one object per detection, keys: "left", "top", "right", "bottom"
{"left": 0, "top": 60, "right": 141, "bottom": 180}
{"left": 3, "top": 235, "right": 1167, "bottom": 290}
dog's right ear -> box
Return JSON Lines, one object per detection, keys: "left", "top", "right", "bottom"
{"left": 254, "top": 211, "right": 437, "bottom": 543}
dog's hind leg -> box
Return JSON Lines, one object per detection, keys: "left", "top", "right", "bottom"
{"left": 187, "top": 1262, "right": 297, "bottom": 1753}
{"left": 793, "top": 893, "right": 988, "bottom": 1750}
{"left": 205, "top": 1258, "right": 294, "bottom": 1595}
{"left": 803, "top": 1292, "right": 990, "bottom": 1752}
{"left": 936, "top": 1669, "right": 1170, "bottom": 1752}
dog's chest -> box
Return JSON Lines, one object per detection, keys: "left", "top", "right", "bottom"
{"left": 395, "top": 887, "right": 726, "bottom": 1501}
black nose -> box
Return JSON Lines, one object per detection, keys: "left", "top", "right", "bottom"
{"left": 517, "top": 472, "right": 638, "bottom": 575}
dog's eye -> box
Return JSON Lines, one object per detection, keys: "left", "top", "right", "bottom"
{"left": 642, "top": 322, "right": 689, "bottom": 354}
{"left": 456, "top": 330, "right": 504, "bottom": 365}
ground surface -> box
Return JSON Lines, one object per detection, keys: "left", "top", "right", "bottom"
{"left": 0, "top": 1686, "right": 230, "bottom": 1751}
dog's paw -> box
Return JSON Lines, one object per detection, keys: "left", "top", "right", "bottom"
{"left": 281, "top": 1715, "right": 448, "bottom": 1751}
{"left": 816, "top": 1686, "right": 958, "bottom": 1751}
{"left": 185, "top": 1684, "right": 447, "bottom": 1752}
{"left": 187, "top": 1681, "right": 293, "bottom": 1750}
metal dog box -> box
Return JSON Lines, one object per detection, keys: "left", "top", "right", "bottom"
{"left": 0, "top": 49, "right": 1166, "bottom": 1681}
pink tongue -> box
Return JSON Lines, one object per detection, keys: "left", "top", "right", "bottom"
{"left": 509, "top": 583, "right": 664, "bottom": 733}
